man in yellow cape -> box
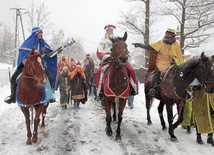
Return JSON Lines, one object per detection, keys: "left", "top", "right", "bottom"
{"left": 132, "top": 28, "right": 183, "bottom": 96}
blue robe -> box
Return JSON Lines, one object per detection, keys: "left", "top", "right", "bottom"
{"left": 17, "top": 29, "right": 57, "bottom": 86}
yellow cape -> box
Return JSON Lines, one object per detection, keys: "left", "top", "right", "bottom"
{"left": 150, "top": 40, "right": 183, "bottom": 65}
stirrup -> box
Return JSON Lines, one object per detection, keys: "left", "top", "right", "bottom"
{"left": 148, "top": 88, "right": 155, "bottom": 97}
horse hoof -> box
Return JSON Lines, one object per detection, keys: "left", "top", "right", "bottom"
{"left": 26, "top": 142, "right": 32, "bottom": 145}
{"left": 40, "top": 127, "right": 45, "bottom": 134}
{"left": 147, "top": 121, "right": 152, "bottom": 125}
{"left": 31, "top": 136, "right": 38, "bottom": 143}
{"left": 115, "top": 135, "right": 122, "bottom": 141}
{"left": 105, "top": 127, "right": 113, "bottom": 136}
{"left": 162, "top": 126, "right": 167, "bottom": 130}
{"left": 170, "top": 137, "right": 178, "bottom": 142}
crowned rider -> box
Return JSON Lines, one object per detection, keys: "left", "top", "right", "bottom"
{"left": 95, "top": 24, "right": 138, "bottom": 97}
{"left": 132, "top": 28, "right": 183, "bottom": 96}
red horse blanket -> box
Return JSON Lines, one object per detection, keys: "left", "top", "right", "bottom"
{"left": 103, "top": 67, "right": 130, "bottom": 98}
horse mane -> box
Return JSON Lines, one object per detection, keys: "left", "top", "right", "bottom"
{"left": 178, "top": 55, "right": 201, "bottom": 72}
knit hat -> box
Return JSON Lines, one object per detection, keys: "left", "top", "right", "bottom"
{"left": 62, "top": 66, "right": 68, "bottom": 71}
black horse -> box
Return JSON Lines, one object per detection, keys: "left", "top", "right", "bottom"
{"left": 145, "top": 52, "right": 214, "bottom": 141}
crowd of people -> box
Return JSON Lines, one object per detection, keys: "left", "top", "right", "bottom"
{"left": 3, "top": 24, "right": 214, "bottom": 146}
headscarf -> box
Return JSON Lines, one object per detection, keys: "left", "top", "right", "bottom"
{"left": 70, "top": 65, "right": 86, "bottom": 79}
{"left": 17, "top": 27, "right": 57, "bottom": 83}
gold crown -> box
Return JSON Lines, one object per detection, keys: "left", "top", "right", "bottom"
{"left": 166, "top": 28, "right": 175, "bottom": 34}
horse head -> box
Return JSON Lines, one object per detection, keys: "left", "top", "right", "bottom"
{"left": 196, "top": 52, "right": 214, "bottom": 92}
{"left": 109, "top": 31, "right": 129, "bottom": 63}
{"left": 23, "top": 47, "right": 47, "bottom": 86}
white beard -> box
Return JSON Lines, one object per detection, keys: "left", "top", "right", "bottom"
{"left": 106, "top": 33, "right": 114, "bottom": 39}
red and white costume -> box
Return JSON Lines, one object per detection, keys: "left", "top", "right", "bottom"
{"left": 95, "top": 24, "right": 138, "bottom": 96}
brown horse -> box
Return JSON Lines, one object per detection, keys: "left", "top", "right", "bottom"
{"left": 145, "top": 52, "right": 214, "bottom": 141}
{"left": 17, "top": 47, "right": 47, "bottom": 145}
{"left": 103, "top": 32, "right": 130, "bottom": 140}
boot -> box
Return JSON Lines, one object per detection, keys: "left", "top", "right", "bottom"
{"left": 148, "top": 69, "right": 160, "bottom": 97}
{"left": 4, "top": 83, "right": 17, "bottom": 104}
{"left": 196, "top": 133, "right": 204, "bottom": 144}
{"left": 207, "top": 133, "right": 214, "bottom": 146}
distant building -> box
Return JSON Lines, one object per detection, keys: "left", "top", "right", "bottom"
{"left": 175, "top": 25, "right": 180, "bottom": 42}
{"left": 183, "top": 50, "right": 192, "bottom": 61}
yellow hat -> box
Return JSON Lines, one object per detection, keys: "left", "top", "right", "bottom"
{"left": 166, "top": 28, "right": 175, "bottom": 36}
{"left": 62, "top": 66, "right": 68, "bottom": 71}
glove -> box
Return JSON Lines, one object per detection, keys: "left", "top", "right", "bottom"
{"left": 132, "top": 43, "right": 143, "bottom": 48}
{"left": 192, "top": 85, "right": 202, "bottom": 91}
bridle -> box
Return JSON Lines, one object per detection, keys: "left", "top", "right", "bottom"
{"left": 111, "top": 40, "right": 129, "bottom": 63}
{"left": 23, "top": 55, "right": 46, "bottom": 85}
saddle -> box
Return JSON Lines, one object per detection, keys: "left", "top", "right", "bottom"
{"left": 146, "top": 65, "right": 185, "bottom": 100}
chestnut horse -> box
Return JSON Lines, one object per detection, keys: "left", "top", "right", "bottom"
{"left": 103, "top": 32, "right": 130, "bottom": 140}
{"left": 17, "top": 47, "right": 47, "bottom": 145}
{"left": 145, "top": 52, "right": 214, "bottom": 141}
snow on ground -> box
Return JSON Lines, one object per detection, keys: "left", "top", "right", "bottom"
{"left": 0, "top": 67, "right": 213, "bottom": 155}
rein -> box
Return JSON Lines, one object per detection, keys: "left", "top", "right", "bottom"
{"left": 111, "top": 41, "right": 129, "bottom": 62}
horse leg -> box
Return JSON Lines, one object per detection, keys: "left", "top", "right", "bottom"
{"left": 31, "top": 105, "right": 43, "bottom": 143}
{"left": 41, "top": 102, "right": 49, "bottom": 133}
{"left": 115, "top": 99, "right": 126, "bottom": 140}
{"left": 21, "top": 107, "right": 32, "bottom": 145}
{"left": 173, "top": 102, "right": 184, "bottom": 130}
{"left": 105, "top": 97, "right": 113, "bottom": 136}
{"left": 157, "top": 101, "right": 167, "bottom": 130}
{"left": 146, "top": 95, "right": 152, "bottom": 125}
{"left": 166, "top": 103, "right": 177, "bottom": 141}
{"left": 112, "top": 102, "right": 116, "bottom": 122}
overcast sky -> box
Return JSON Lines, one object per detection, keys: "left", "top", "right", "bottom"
{"left": 0, "top": 0, "right": 134, "bottom": 54}
{"left": 0, "top": 0, "right": 213, "bottom": 56}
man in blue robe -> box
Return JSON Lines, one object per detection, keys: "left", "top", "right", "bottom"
{"left": 5, "top": 27, "right": 60, "bottom": 104}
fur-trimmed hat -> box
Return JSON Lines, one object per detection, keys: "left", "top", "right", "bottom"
{"left": 104, "top": 24, "right": 116, "bottom": 30}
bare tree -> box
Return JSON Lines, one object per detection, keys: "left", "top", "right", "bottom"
{"left": 25, "top": 1, "right": 52, "bottom": 32}
{"left": 158, "top": 0, "right": 214, "bottom": 52}
{"left": 49, "top": 29, "right": 85, "bottom": 63}
{"left": 0, "top": 23, "right": 14, "bottom": 64}
{"left": 63, "top": 37, "right": 85, "bottom": 63}
{"left": 118, "top": 0, "right": 151, "bottom": 67}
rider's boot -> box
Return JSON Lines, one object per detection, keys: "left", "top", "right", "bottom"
{"left": 4, "top": 67, "right": 23, "bottom": 104}
{"left": 148, "top": 69, "right": 160, "bottom": 97}
{"left": 4, "top": 83, "right": 17, "bottom": 104}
